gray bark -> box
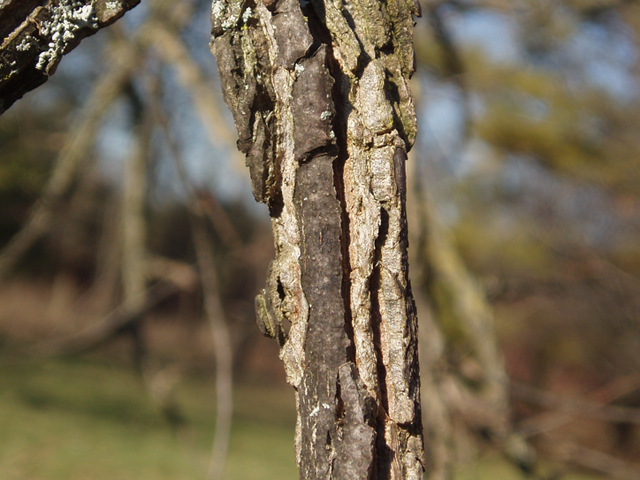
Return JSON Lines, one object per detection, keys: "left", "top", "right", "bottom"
{"left": 0, "top": 0, "right": 140, "bottom": 113}
{"left": 210, "top": 0, "right": 424, "bottom": 478}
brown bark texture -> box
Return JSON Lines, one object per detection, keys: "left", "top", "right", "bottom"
{"left": 0, "top": 0, "right": 140, "bottom": 114}
{"left": 210, "top": 0, "right": 424, "bottom": 478}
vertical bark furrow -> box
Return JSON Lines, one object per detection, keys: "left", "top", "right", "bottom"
{"left": 211, "top": 0, "right": 423, "bottom": 477}
{"left": 334, "top": 362, "right": 377, "bottom": 480}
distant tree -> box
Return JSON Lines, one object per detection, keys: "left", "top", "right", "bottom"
{"left": 415, "top": 1, "right": 640, "bottom": 477}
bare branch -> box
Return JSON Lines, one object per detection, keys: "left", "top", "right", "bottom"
{"left": 197, "top": 190, "right": 243, "bottom": 247}
{"left": 517, "top": 374, "right": 640, "bottom": 439}
{"left": 148, "top": 77, "right": 234, "bottom": 480}
{"left": 513, "top": 381, "right": 640, "bottom": 431}
{"left": 0, "top": 0, "right": 140, "bottom": 113}
{"left": 553, "top": 442, "right": 640, "bottom": 480}
{"left": 139, "top": 20, "right": 241, "bottom": 158}
{"left": 36, "top": 280, "right": 180, "bottom": 356}
{"left": 146, "top": 255, "right": 199, "bottom": 291}
{"left": 121, "top": 84, "right": 152, "bottom": 314}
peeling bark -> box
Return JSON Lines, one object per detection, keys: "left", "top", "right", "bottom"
{"left": 210, "top": 0, "right": 424, "bottom": 477}
{"left": 0, "top": 0, "right": 140, "bottom": 113}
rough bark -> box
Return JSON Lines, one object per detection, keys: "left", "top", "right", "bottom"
{"left": 0, "top": 0, "right": 140, "bottom": 114}
{"left": 210, "top": 0, "right": 424, "bottom": 477}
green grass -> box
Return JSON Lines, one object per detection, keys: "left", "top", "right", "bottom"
{"left": 0, "top": 358, "right": 298, "bottom": 480}
{"left": 0, "top": 359, "right": 604, "bottom": 480}
{"left": 456, "top": 455, "right": 603, "bottom": 480}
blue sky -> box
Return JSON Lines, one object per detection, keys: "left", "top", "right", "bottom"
{"left": 17, "top": 2, "right": 639, "bottom": 232}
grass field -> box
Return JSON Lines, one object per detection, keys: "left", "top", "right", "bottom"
{"left": 0, "top": 358, "right": 297, "bottom": 480}
{"left": 0, "top": 358, "right": 603, "bottom": 480}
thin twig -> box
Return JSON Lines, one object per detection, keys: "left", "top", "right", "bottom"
{"left": 148, "top": 74, "right": 234, "bottom": 480}
{"left": 197, "top": 190, "right": 243, "bottom": 247}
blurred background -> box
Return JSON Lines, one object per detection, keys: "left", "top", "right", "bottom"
{"left": 1, "top": 0, "right": 640, "bottom": 479}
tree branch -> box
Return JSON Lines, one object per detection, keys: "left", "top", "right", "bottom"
{"left": 513, "top": 381, "right": 640, "bottom": 431}
{"left": 0, "top": 0, "right": 140, "bottom": 114}
{"left": 148, "top": 77, "right": 234, "bottom": 480}
{"left": 36, "top": 280, "right": 180, "bottom": 356}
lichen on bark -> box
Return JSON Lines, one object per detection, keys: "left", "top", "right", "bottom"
{"left": 0, "top": 0, "right": 140, "bottom": 114}
{"left": 210, "top": 0, "right": 424, "bottom": 477}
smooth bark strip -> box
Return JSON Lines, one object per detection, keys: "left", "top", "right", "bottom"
{"left": 210, "top": 0, "right": 424, "bottom": 477}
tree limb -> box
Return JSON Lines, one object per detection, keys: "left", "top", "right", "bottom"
{"left": 36, "top": 280, "right": 180, "bottom": 356}
{"left": 513, "top": 381, "right": 640, "bottom": 430}
{"left": 0, "top": 0, "right": 140, "bottom": 114}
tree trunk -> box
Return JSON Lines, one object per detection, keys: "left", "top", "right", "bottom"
{"left": 210, "top": 0, "right": 424, "bottom": 478}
